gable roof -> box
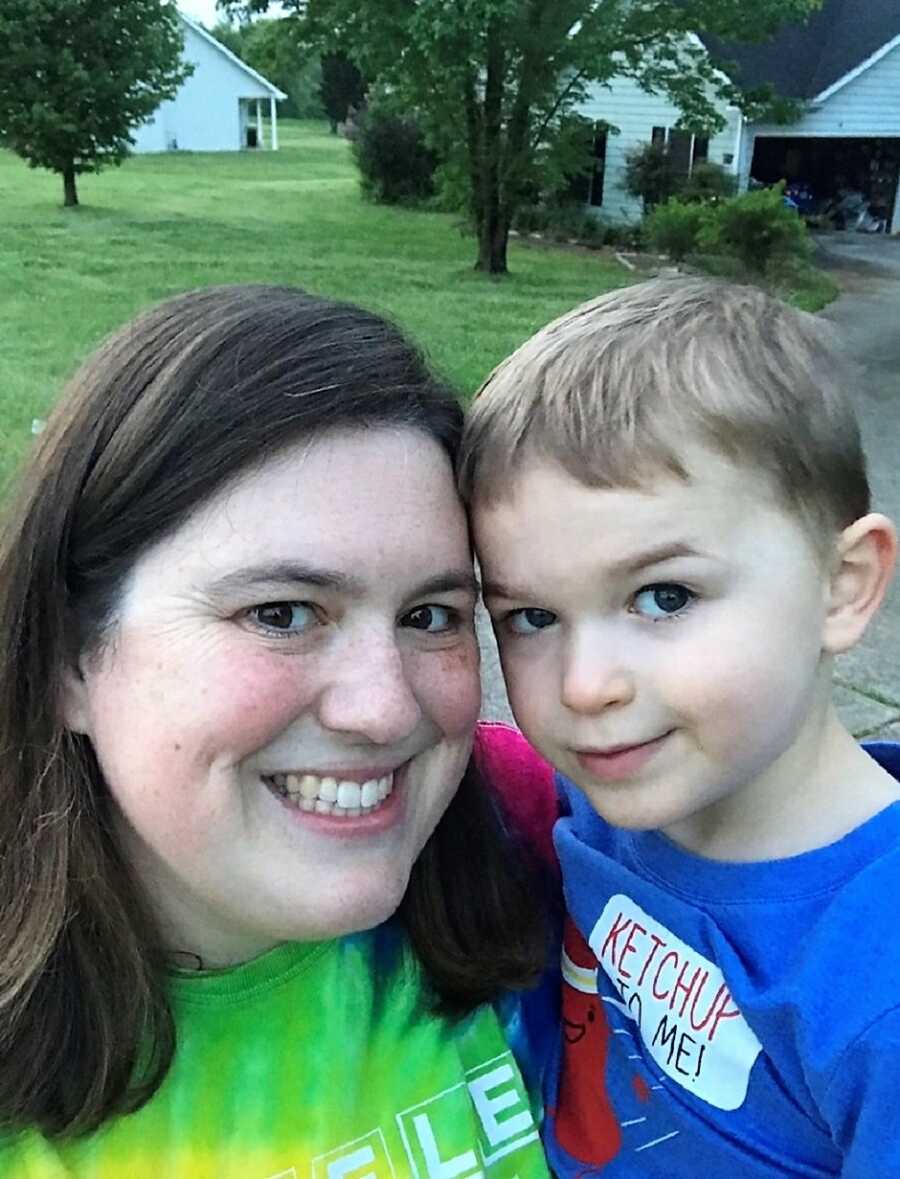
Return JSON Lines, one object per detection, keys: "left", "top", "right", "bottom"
{"left": 702, "top": 0, "right": 900, "bottom": 101}
{"left": 178, "top": 13, "right": 287, "bottom": 99}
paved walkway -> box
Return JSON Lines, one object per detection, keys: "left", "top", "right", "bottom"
{"left": 818, "top": 235, "right": 900, "bottom": 740}
{"left": 479, "top": 236, "right": 900, "bottom": 739}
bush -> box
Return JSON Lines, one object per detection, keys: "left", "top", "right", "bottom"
{"left": 699, "top": 184, "right": 811, "bottom": 274}
{"left": 624, "top": 142, "right": 679, "bottom": 211}
{"left": 603, "top": 221, "right": 646, "bottom": 250}
{"left": 352, "top": 107, "right": 436, "bottom": 205}
{"left": 512, "top": 204, "right": 553, "bottom": 235}
{"left": 645, "top": 200, "right": 708, "bottom": 262}
{"left": 678, "top": 162, "right": 737, "bottom": 205}
{"left": 512, "top": 202, "right": 607, "bottom": 247}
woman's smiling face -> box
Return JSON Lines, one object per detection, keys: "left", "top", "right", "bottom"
{"left": 65, "top": 427, "right": 481, "bottom": 966}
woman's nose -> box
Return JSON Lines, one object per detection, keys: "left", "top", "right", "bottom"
{"left": 317, "top": 634, "right": 423, "bottom": 745}
{"left": 560, "top": 633, "right": 636, "bottom": 715}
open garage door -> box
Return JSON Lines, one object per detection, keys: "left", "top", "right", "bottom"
{"left": 751, "top": 136, "right": 900, "bottom": 234}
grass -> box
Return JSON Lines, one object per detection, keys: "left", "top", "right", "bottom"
{"left": 0, "top": 119, "right": 630, "bottom": 486}
{"left": 688, "top": 251, "right": 840, "bottom": 313}
{"left": 776, "top": 263, "right": 841, "bottom": 313}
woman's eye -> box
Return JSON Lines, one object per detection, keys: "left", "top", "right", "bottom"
{"left": 505, "top": 607, "right": 558, "bottom": 635}
{"left": 249, "top": 602, "right": 319, "bottom": 633}
{"left": 401, "top": 605, "right": 458, "bottom": 633}
{"left": 632, "top": 583, "right": 694, "bottom": 620}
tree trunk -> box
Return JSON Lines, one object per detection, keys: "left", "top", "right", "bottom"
{"left": 477, "top": 213, "right": 510, "bottom": 274}
{"left": 62, "top": 163, "right": 78, "bottom": 207}
{"left": 474, "top": 20, "right": 508, "bottom": 275}
{"left": 463, "top": 72, "right": 484, "bottom": 242}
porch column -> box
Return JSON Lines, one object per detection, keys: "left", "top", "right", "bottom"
{"left": 270, "top": 95, "right": 279, "bottom": 151}
{"left": 256, "top": 99, "right": 263, "bottom": 148}
{"left": 892, "top": 167, "right": 900, "bottom": 235}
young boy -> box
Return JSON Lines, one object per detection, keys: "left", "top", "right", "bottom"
{"left": 459, "top": 278, "right": 900, "bottom": 1176}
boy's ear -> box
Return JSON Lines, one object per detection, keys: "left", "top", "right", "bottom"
{"left": 822, "top": 513, "right": 897, "bottom": 655}
{"left": 60, "top": 661, "right": 92, "bottom": 735}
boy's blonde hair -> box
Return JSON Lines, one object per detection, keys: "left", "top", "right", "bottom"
{"left": 458, "top": 278, "right": 869, "bottom": 542}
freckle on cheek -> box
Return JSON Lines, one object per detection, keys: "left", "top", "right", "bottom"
{"left": 430, "top": 649, "right": 481, "bottom": 729}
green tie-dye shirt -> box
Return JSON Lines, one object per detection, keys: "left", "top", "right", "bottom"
{"left": 0, "top": 924, "right": 550, "bottom": 1179}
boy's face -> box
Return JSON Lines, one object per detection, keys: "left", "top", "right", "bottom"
{"left": 474, "top": 448, "right": 837, "bottom": 853}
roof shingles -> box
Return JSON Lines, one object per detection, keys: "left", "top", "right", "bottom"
{"left": 702, "top": 0, "right": 900, "bottom": 100}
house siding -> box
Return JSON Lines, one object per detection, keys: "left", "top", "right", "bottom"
{"left": 578, "top": 73, "right": 740, "bottom": 222}
{"left": 132, "top": 23, "right": 276, "bottom": 153}
{"left": 739, "top": 40, "right": 900, "bottom": 188}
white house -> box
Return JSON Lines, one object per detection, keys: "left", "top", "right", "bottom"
{"left": 131, "top": 14, "right": 287, "bottom": 154}
{"left": 576, "top": 0, "right": 900, "bottom": 234}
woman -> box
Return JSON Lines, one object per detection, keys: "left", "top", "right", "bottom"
{"left": 0, "top": 286, "right": 552, "bottom": 1177}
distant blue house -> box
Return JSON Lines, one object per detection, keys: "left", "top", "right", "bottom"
{"left": 132, "top": 14, "right": 286, "bottom": 154}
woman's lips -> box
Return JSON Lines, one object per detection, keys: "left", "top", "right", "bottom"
{"left": 574, "top": 732, "right": 672, "bottom": 782}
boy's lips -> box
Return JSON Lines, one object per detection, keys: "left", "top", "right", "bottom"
{"left": 573, "top": 732, "right": 673, "bottom": 782}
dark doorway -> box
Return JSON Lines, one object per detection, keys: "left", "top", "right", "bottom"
{"left": 751, "top": 136, "right": 900, "bottom": 229}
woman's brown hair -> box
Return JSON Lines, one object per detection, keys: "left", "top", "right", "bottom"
{"left": 0, "top": 285, "right": 546, "bottom": 1137}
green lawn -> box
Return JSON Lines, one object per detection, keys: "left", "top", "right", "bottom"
{"left": 0, "top": 119, "right": 630, "bottom": 486}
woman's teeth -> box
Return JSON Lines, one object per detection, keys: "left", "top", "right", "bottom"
{"left": 265, "top": 771, "right": 394, "bottom": 817}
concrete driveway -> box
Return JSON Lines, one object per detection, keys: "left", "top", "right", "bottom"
{"left": 479, "top": 235, "right": 900, "bottom": 739}
{"left": 818, "top": 234, "right": 900, "bottom": 740}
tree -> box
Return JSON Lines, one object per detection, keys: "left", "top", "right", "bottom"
{"left": 0, "top": 0, "right": 190, "bottom": 208}
{"left": 228, "top": 0, "right": 820, "bottom": 274}
{"left": 319, "top": 52, "right": 365, "bottom": 133}
{"left": 211, "top": 16, "right": 323, "bottom": 119}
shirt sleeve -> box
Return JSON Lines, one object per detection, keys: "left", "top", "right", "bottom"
{"left": 818, "top": 1006, "right": 900, "bottom": 1176}
{"left": 474, "top": 721, "right": 560, "bottom": 868}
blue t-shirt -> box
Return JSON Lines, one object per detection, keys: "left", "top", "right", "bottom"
{"left": 542, "top": 742, "right": 900, "bottom": 1177}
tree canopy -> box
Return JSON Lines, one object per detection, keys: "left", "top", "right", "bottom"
{"left": 319, "top": 52, "right": 366, "bottom": 133}
{"left": 211, "top": 15, "right": 324, "bottom": 119}
{"left": 0, "top": 0, "right": 190, "bottom": 207}
{"left": 226, "top": 0, "right": 821, "bottom": 273}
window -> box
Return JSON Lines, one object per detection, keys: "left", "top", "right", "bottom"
{"left": 668, "top": 130, "right": 693, "bottom": 176}
{"left": 567, "top": 123, "right": 608, "bottom": 207}
{"left": 654, "top": 127, "right": 710, "bottom": 176}
{"left": 589, "top": 129, "right": 607, "bottom": 207}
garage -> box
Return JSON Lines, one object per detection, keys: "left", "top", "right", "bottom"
{"left": 750, "top": 135, "right": 900, "bottom": 232}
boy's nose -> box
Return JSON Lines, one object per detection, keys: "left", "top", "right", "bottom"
{"left": 317, "top": 635, "right": 423, "bottom": 745}
{"left": 560, "top": 635, "right": 636, "bottom": 715}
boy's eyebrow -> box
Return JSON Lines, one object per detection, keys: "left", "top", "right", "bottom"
{"left": 204, "top": 562, "right": 480, "bottom": 600}
{"left": 607, "top": 540, "right": 708, "bottom": 575}
{"left": 482, "top": 541, "right": 707, "bottom": 601}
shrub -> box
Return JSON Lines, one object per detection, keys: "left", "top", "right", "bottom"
{"left": 603, "top": 221, "right": 646, "bottom": 250}
{"left": 513, "top": 204, "right": 553, "bottom": 235}
{"left": 352, "top": 106, "right": 436, "bottom": 205}
{"left": 512, "top": 202, "right": 607, "bottom": 247}
{"left": 678, "top": 162, "right": 737, "bottom": 205}
{"left": 645, "top": 199, "right": 708, "bottom": 262}
{"left": 624, "top": 142, "right": 679, "bottom": 211}
{"left": 699, "top": 184, "right": 811, "bottom": 274}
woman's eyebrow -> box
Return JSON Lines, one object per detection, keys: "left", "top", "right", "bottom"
{"left": 410, "top": 570, "right": 481, "bottom": 598}
{"left": 203, "top": 564, "right": 480, "bottom": 600}
{"left": 204, "top": 562, "right": 366, "bottom": 598}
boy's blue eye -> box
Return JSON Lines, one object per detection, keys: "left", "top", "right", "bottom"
{"left": 632, "top": 584, "right": 694, "bottom": 620}
{"left": 401, "top": 605, "right": 457, "bottom": 633}
{"left": 506, "top": 607, "right": 558, "bottom": 635}
{"left": 251, "top": 602, "right": 318, "bottom": 632}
